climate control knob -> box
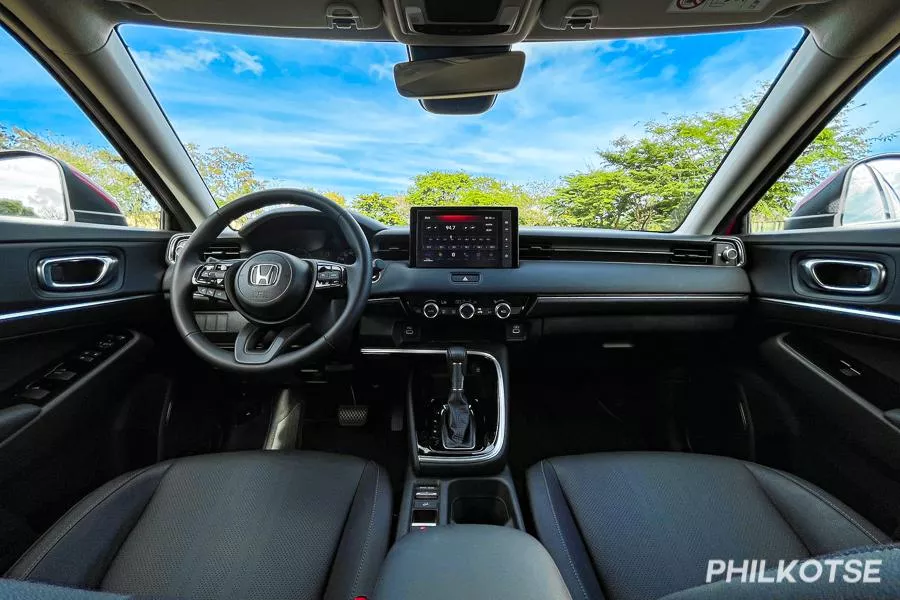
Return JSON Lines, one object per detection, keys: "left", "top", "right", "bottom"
{"left": 494, "top": 302, "right": 512, "bottom": 319}
{"left": 458, "top": 303, "right": 476, "bottom": 320}
{"left": 422, "top": 301, "right": 440, "bottom": 319}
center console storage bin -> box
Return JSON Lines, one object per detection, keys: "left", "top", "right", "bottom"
{"left": 373, "top": 525, "right": 572, "bottom": 600}
{"left": 448, "top": 479, "right": 516, "bottom": 526}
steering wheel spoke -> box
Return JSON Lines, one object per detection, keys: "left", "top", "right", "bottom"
{"left": 234, "top": 322, "right": 310, "bottom": 365}
{"left": 191, "top": 259, "right": 244, "bottom": 303}
{"left": 311, "top": 259, "right": 349, "bottom": 293}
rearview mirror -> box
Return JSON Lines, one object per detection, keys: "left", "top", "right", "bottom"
{"left": 393, "top": 51, "right": 526, "bottom": 100}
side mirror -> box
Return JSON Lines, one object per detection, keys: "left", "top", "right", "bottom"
{"left": 786, "top": 153, "right": 900, "bottom": 231}
{"left": 0, "top": 151, "right": 67, "bottom": 221}
{"left": 0, "top": 150, "right": 127, "bottom": 226}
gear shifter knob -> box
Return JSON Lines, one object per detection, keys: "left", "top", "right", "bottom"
{"left": 442, "top": 346, "right": 475, "bottom": 450}
{"left": 447, "top": 346, "right": 467, "bottom": 390}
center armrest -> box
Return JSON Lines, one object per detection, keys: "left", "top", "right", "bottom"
{"left": 373, "top": 524, "right": 572, "bottom": 600}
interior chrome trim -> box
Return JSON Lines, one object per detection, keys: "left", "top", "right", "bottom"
{"left": 0, "top": 294, "right": 157, "bottom": 323}
{"left": 534, "top": 294, "right": 748, "bottom": 303}
{"left": 166, "top": 233, "right": 191, "bottom": 265}
{"left": 759, "top": 297, "right": 900, "bottom": 324}
{"left": 360, "top": 347, "right": 506, "bottom": 466}
{"left": 799, "top": 258, "right": 886, "bottom": 294}
{"left": 36, "top": 255, "right": 117, "bottom": 290}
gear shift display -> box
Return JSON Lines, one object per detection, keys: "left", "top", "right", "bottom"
{"left": 441, "top": 346, "right": 476, "bottom": 450}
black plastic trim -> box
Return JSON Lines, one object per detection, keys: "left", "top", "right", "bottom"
{"left": 372, "top": 260, "right": 750, "bottom": 297}
{"left": 528, "top": 294, "right": 748, "bottom": 316}
{"left": 760, "top": 333, "right": 900, "bottom": 465}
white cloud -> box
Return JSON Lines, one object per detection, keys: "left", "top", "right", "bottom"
{"left": 368, "top": 61, "right": 393, "bottom": 81}
{"left": 132, "top": 45, "right": 221, "bottom": 77}
{"left": 108, "top": 27, "right": 808, "bottom": 198}
{"left": 227, "top": 48, "right": 264, "bottom": 76}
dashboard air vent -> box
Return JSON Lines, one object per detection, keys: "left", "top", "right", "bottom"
{"left": 202, "top": 243, "right": 241, "bottom": 261}
{"left": 670, "top": 246, "right": 713, "bottom": 265}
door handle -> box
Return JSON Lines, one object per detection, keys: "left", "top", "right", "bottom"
{"left": 799, "top": 258, "right": 886, "bottom": 295}
{"left": 36, "top": 255, "right": 118, "bottom": 290}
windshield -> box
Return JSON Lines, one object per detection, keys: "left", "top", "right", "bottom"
{"left": 120, "top": 25, "right": 803, "bottom": 230}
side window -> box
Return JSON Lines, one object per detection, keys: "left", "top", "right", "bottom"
{"left": 0, "top": 29, "right": 161, "bottom": 228}
{"left": 749, "top": 53, "right": 900, "bottom": 233}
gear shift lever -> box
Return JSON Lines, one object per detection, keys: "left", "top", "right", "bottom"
{"left": 441, "top": 346, "right": 476, "bottom": 450}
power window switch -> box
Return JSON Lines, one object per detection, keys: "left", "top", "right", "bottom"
{"left": 15, "top": 387, "right": 50, "bottom": 401}
{"left": 46, "top": 369, "right": 76, "bottom": 382}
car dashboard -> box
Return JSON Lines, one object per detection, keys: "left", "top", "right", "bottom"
{"left": 165, "top": 207, "right": 751, "bottom": 346}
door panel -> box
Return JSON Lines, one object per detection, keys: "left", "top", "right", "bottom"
{"left": 742, "top": 228, "right": 900, "bottom": 537}
{"left": 0, "top": 220, "right": 174, "bottom": 568}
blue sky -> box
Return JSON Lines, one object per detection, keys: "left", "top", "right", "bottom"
{"left": 1, "top": 25, "right": 897, "bottom": 201}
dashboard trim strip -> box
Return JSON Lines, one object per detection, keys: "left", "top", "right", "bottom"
{"left": 0, "top": 294, "right": 158, "bottom": 323}
{"left": 360, "top": 347, "right": 506, "bottom": 466}
{"left": 758, "top": 297, "right": 900, "bottom": 324}
{"left": 534, "top": 294, "right": 748, "bottom": 302}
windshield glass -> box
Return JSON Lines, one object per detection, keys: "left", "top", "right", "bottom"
{"left": 120, "top": 25, "right": 803, "bottom": 230}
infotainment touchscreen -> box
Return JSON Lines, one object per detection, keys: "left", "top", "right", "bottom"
{"left": 410, "top": 207, "right": 519, "bottom": 268}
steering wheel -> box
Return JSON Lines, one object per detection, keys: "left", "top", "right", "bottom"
{"left": 170, "top": 189, "right": 373, "bottom": 373}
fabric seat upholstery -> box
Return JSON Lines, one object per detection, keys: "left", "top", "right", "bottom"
{"left": 527, "top": 452, "right": 891, "bottom": 600}
{"left": 6, "top": 451, "right": 392, "bottom": 600}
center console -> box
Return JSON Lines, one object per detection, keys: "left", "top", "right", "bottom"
{"left": 361, "top": 344, "right": 518, "bottom": 539}
{"left": 363, "top": 207, "right": 525, "bottom": 543}
{"left": 361, "top": 346, "right": 509, "bottom": 472}
{"left": 373, "top": 525, "right": 572, "bottom": 600}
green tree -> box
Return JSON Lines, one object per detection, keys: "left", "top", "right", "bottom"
{"left": 320, "top": 191, "right": 347, "bottom": 206}
{"left": 353, "top": 192, "right": 406, "bottom": 225}
{"left": 547, "top": 94, "right": 874, "bottom": 230}
{"left": 754, "top": 110, "right": 873, "bottom": 221}
{"left": 0, "top": 199, "right": 37, "bottom": 217}
{"left": 185, "top": 144, "right": 267, "bottom": 206}
{"left": 406, "top": 171, "right": 549, "bottom": 225}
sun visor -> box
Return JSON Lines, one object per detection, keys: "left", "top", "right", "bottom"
{"left": 106, "top": 0, "right": 383, "bottom": 30}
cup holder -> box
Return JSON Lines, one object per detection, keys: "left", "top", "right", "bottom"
{"left": 447, "top": 479, "right": 517, "bottom": 527}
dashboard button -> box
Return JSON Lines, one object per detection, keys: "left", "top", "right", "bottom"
{"left": 458, "top": 303, "right": 475, "bottom": 320}
{"left": 494, "top": 302, "right": 512, "bottom": 319}
{"left": 451, "top": 273, "right": 480, "bottom": 283}
{"left": 422, "top": 302, "right": 440, "bottom": 319}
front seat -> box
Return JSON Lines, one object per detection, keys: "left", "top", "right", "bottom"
{"left": 527, "top": 452, "right": 891, "bottom": 600}
{"left": 6, "top": 451, "right": 391, "bottom": 600}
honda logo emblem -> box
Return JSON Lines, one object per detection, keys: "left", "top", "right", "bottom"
{"left": 248, "top": 263, "right": 281, "bottom": 286}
